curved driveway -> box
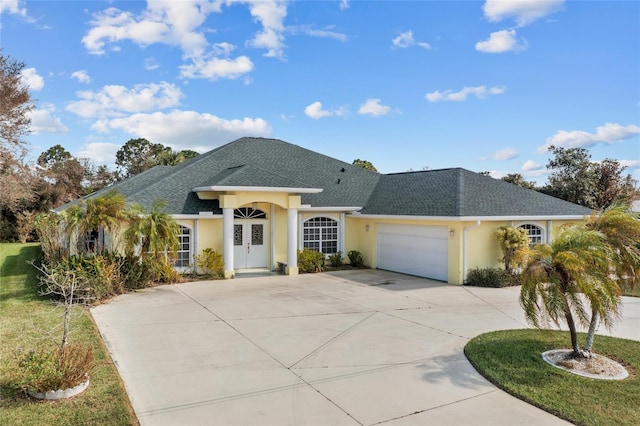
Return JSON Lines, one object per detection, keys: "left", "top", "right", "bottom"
{"left": 91, "top": 270, "right": 640, "bottom": 425}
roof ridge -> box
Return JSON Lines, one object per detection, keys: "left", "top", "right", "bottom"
{"left": 455, "top": 168, "right": 464, "bottom": 216}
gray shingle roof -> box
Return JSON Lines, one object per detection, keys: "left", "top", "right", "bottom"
{"left": 58, "top": 138, "right": 592, "bottom": 218}
{"left": 360, "top": 168, "right": 592, "bottom": 217}
{"left": 196, "top": 164, "right": 316, "bottom": 189}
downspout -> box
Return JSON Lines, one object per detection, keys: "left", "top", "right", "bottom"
{"left": 463, "top": 220, "right": 481, "bottom": 282}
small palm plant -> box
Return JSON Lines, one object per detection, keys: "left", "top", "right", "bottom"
{"left": 124, "top": 200, "right": 179, "bottom": 260}
{"left": 518, "top": 225, "right": 621, "bottom": 358}
{"left": 583, "top": 204, "right": 640, "bottom": 352}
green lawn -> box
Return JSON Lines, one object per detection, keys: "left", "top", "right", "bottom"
{"left": 465, "top": 329, "right": 640, "bottom": 426}
{"left": 621, "top": 282, "right": 640, "bottom": 297}
{"left": 0, "top": 243, "right": 137, "bottom": 425}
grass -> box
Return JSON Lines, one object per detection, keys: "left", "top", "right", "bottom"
{"left": 621, "top": 281, "right": 640, "bottom": 297}
{"left": 0, "top": 243, "right": 137, "bottom": 425}
{"left": 465, "top": 329, "right": 640, "bottom": 426}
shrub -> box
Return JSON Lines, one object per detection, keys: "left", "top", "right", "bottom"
{"left": 347, "top": 250, "right": 364, "bottom": 267}
{"left": 465, "top": 267, "right": 520, "bottom": 288}
{"left": 17, "top": 343, "right": 94, "bottom": 393}
{"left": 329, "top": 251, "right": 343, "bottom": 267}
{"left": 196, "top": 248, "right": 224, "bottom": 278}
{"left": 495, "top": 226, "right": 529, "bottom": 272}
{"left": 297, "top": 248, "right": 325, "bottom": 273}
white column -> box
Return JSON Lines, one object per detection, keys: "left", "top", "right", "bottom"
{"left": 223, "top": 208, "right": 235, "bottom": 278}
{"left": 286, "top": 208, "right": 299, "bottom": 275}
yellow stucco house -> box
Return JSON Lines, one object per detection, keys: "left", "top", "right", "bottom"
{"left": 76, "top": 137, "right": 592, "bottom": 284}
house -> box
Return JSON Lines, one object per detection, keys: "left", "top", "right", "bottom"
{"left": 62, "top": 137, "right": 591, "bottom": 284}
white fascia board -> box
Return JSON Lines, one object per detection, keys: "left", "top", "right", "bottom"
{"left": 299, "top": 206, "right": 363, "bottom": 212}
{"left": 173, "top": 214, "right": 223, "bottom": 219}
{"left": 349, "top": 214, "right": 589, "bottom": 221}
{"left": 192, "top": 186, "right": 323, "bottom": 194}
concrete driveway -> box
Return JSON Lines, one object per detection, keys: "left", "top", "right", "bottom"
{"left": 91, "top": 270, "right": 640, "bottom": 425}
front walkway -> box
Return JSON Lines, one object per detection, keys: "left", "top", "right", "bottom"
{"left": 91, "top": 270, "right": 640, "bottom": 425}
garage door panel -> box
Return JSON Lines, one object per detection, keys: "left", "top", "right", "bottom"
{"left": 377, "top": 224, "right": 448, "bottom": 281}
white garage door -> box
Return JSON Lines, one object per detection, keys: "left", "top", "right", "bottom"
{"left": 377, "top": 224, "right": 448, "bottom": 281}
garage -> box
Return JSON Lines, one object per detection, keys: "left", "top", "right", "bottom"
{"left": 376, "top": 224, "right": 448, "bottom": 281}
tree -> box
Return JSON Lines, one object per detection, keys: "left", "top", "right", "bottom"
{"left": 37, "top": 144, "right": 85, "bottom": 204}
{"left": 542, "top": 146, "right": 637, "bottom": 210}
{"left": 495, "top": 226, "right": 529, "bottom": 272}
{"left": 115, "top": 138, "right": 158, "bottom": 178}
{"left": 501, "top": 173, "right": 536, "bottom": 190}
{"left": 0, "top": 51, "right": 36, "bottom": 241}
{"left": 0, "top": 50, "right": 33, "bottom": 150}
{"left": 84, "top": 190, "right": 129, "bottom": 253}
{"left": 124, "top": 200, "right": 179, "bottom": 259}
{"left": 518, "top": 225, "right": 621, "bottom": 357}
{"left": 115, "top": 138, "right": 200, "bottom": 178}
{"left": 352, "top": 159, "right": 378, "bottom": 173}
{"left": 583, "top": 204, "right": 640, "bottom": 352}
{"left": 594, "top": 159, "right": 637, "bottom": 209}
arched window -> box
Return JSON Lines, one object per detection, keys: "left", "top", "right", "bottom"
{"left": 234, "top": 207, "right": 267, "bottom": 219}
{"left": 175, "top": 225, "right": 192, "bottom": 268}
{"left": 303, "top": 217, "right": 339, "bottom": 254}
{"left": 518, "top": 223, "right": 544, "bottom": 245}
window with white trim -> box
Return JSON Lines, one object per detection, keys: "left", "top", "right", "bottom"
{"left": 303, "top": 217, "right": 339, "bottom": 255}
{"left": 519, "top": 224, "right": 544, "bottom": 245}
{"left": 174, "top": 225, "right": 191, "bottom": 268}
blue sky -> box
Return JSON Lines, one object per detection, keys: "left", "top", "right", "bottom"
{"left": 2, "top": 0, "right": 639, "bottom": 183}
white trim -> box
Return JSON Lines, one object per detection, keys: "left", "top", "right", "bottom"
{"left": 193, "top": 185, "right": 323, "bottom": 194}
{"left": 350, "top": 214, "right": 588, "bottom": 222}
{"left": 299, "top": 206, "right": 363, "bottom": 212}
{"left": 173, "top": 214, "right": 223, "bottom": 219}
{"left": 270, "top": 204, "right": 276, "bottom": 271}
{"left": 173, "top": 223, "right": 193, "bottom": 271}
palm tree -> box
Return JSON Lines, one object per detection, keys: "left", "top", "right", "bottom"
{"left": 84, "top": 190, "right": 128, "bottom": 253}
{"left": 124, "top": 200, "right": 179, "bottom": 260}
{"left": 518, "top": 225, "right": 620, "bottom": 357}
{"left": 583, "top": 204, "right": 640, "bottom": 352}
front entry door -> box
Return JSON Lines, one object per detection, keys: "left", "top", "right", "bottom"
{"left": 233, "top": 222, "right": 267, "bottom": 269}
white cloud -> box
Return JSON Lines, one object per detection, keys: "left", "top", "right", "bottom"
{"left": 20, "top": 67, "right": 44, "bottom": 91}
{"left": 241, "top": 0, "right": 288, "bottom": 58}
{"left": 304, "top": 101, "right": 347, "bottom": 119}
{"left": 481, "top": 147, "right": 518, "bottom": 161}
{"left": 339, "top": 0, "right": 350, "bottom": 10}
{"left": 426, "top": 85, "right": 506, "bottom": 102}
{"left": 71, "top": 70, "right": 91, "bottom": 84}
{"left": 179, "top": 55, "right": 254, "bottom": 80}
{"left": 27, "top": 104, "right": 68, "bottom": 134}
{"left": 66, "top": 82, "right": 183, "bottom": 118}
{"left": 75, "top": 142, "right": 120, "bottom": 164}
{"left": 620, "top": 160, "right": 640, "bottom": 170}
{"left": 483, "top": 0, "right": 564, "bottom": 27}
{"left": 522, "top": 159, "right": 543, "bottom": 171}
{"left": 81, "top": 1, "right": 284, "bottom": 78}
{"left": 0, "top": 0, "right": 27, "bottom": 17}
{"left": 358, "top": 98, "right": 391, "bottom": 117}
{"left": 91, "top": 110, "right": 271, "bottom": 151}
{"left": 288, "top": 25, "right": 348, "bottom": 42}
{"left": 539, "top": 122, "right": 640, "bottom": 153}
{"left": 304, "top": 101, "right": 332, "bottom": 119}
{"left": 475, "top": 29, "right": 527, "bottom": 53}
{"left": 392, "top": 31, "right": 431, "bottom": 49}
{"left": 144, "top": 57, "right": 160, "bottom": 70}
{"left": 82, "top": 3, "right": 218, "bottom": 56}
